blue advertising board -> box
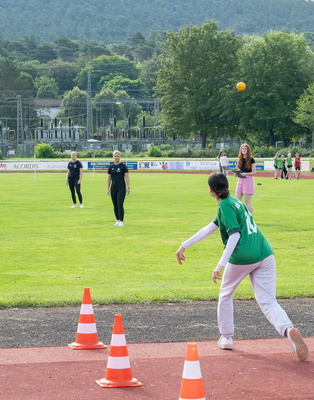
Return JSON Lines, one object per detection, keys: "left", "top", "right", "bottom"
{"left": 87, "top": 161, "right": 138, "bottom": 170}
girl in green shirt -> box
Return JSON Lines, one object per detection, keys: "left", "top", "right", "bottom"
{"left": 176, "top": 172, "right": 308, "bottom": 361}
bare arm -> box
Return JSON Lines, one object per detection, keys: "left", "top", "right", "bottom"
{"left": 107, "top": 175, "right": 111, "bottom": 195}
{"left": 125, "top": 172, "right": 130, "bottom": 194}
{"left": 78, "top": 168, "right": 83, "bottom": 184}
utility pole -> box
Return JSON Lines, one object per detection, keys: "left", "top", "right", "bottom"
{"left": 87, "top": 69, "right": 101, "bottom": 139}
{"left": 16, "top": 95, "right": 23, "bottom": 145}
{"left": 86, "top": 70, "right": 93, "bottom": 139}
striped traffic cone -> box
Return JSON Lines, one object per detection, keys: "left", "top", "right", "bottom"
{"left": 68, "top": 288, "right": 106, "bottom": 350}
{"left": 179, "top": 343, "right": 206, "bottom": 400}
{"left": 96, "top": 314, "right": 142, "bottom": 388}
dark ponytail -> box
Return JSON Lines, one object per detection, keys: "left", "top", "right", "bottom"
{"left": 208, "top": 172, "right": 229, "bottom": 199}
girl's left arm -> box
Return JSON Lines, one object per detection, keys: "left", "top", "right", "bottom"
{"left": 212, "top": 232, "right": 240, "bottom": 283}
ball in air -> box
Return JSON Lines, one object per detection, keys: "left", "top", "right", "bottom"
{"left": 236, "top": 82, "right": 246, "bottom": 91}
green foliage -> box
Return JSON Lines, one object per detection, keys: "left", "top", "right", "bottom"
{"left": 57, "top": 86, "right": 87, "bottom": 118}
{"left": 229, "top": 32, "right": 314, "bottom": 146}
{"left": 0, "top": 0, "right": 314, "bottom": 43}
{"left": 34, "top": 143, "right": 55, "bottom": 158}
{"left": 34, "top": 76, "right": 59, "bottom": 98}
{"left": 293, "top": 82, "right": 314, "bottom": 136}
{"left": 148, "top": 144, "right": 163, "bottom": 157}
{"left": 156, "top": 21, "right": 242, "bottom": 147}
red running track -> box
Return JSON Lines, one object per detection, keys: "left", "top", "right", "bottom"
{"left": 1, "top": 338, "right": 313, "bottom": 400}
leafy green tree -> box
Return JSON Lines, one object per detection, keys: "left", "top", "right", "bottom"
{"left": 34, "top": 76, "right": 59, "bottom": 98}
{"left": 103, "top": 76, "right": 148, "bottom": 98}
{"left": 155, "top": 20, "right": 242, "bottom": 147}
{"left": 140, "top": 53, "right": 160, "bottom": 93}
{"left": 0, "top": 57, "right": 21, "bottom": 97}
{"left": 232, "top": 32, "right": 314, "bottom": 145}
{"left": 53, "top": 36, "right": 80, "bottom": 62}
{"left": 293, "top": 82, "right": 314, "bottom": 145}
{"left": 57, "top": 86, "right": 87, "bottom": 119}
{"left": 74, "top": 55, "right": 140, "bottom": 93}
{"left": 33, "top": 44, "right": 57, "bottom": 63}
{"left": 35, "top": 143, "right": 55, "bottom": 158}
{"left": 79, "top": 40, "right": 112, "bottom": 60}
{"left": 17, "top": 72, "right": 35, "bottom": 95}
{"left": 37, "top": 60, "right": 80, "bottom": 94}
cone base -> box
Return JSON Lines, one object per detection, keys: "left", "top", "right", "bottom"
{"left": 96, "top": 377, "right": 142, "bottom": 388}
{"left": 68, "top": 341, "right": 107, "bottom": 350}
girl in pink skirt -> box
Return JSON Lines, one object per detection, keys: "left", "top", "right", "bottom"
{"left": 235, "top": 144, "right": 256, "bottom": 214}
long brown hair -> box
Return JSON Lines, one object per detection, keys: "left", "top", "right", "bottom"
{"left": 237, "top": 143, "right": 253, "bottom": 170}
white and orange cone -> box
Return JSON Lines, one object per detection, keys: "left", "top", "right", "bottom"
{"left": 68, "top": 287, "right": 106, "bottom": 350}
{"left": 96, "top": 314, "right": 142, "bottom": 388}
{"left": 179, "top": 343, "right": 206, "bottom": 400}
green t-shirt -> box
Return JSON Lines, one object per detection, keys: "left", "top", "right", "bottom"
{"left": 286, "top": 157, "right": 292, "bottom": 167}
{"left": 276, "top": 157, "right": 283, "bottom": 169}
{"left": 213, "top": 196, "right": 273, "bottom": 265}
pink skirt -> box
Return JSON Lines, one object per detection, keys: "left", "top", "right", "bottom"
{"left": 235, "top": 175, "right": 255, "bottom": 195}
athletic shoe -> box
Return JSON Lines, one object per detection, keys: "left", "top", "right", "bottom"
{"left": 287, "top": 328, "right": 308, "bottom": 361}
{"left": 118, "top": 221, "right": 124, "bottom": 226}
{"left": 218, "top": 335, "right": 233, "bottom": 350}
{"left": 80, "top": 204, "right": 84, "bottom": 208}
{"left": 113, "top": 221, "right": 119, "bottom": 226}
{"left": 71, "top": 205, "right": 78, "bottom": 208}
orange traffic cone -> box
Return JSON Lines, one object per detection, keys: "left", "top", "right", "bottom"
{"left": 179, "top": 343, "right": 206, "bottom": 400}
{"left": 68, "top": 288, "right": 106, "bottom": 350}
{"left": 96, "top": 314, "right": 142, "bottom": 388}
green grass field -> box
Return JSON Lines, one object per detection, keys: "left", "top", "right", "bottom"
{"left": 0, "top": 171, "right": 313, "bottom": 308}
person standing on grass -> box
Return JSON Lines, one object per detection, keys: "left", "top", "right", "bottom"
{"left": 176, "top": 172, "right": 308, "bottom": 361}
{"left": 294, "top": 153, "right": 301, "bottom": 180}
{"left": 275, "top": 153, "right": 283, "bottom": 179}
{"left": 273, "top": 153, "right": 279, "bottom": 179}
{"left": 281, "top": 154, "right": 288, "bottom": 179}
{"left": 286, "top": 152, "right": 293, "bottom": 180}
{"left": 107, "top": 150, "right": 130, "bottom": 226}
{"left": 66, "top": 151, "right": 84, "bottom": 208}
{"left": 220, "top": 153, "right": 229, "bottom": 177}
{"left": 216, "top": 151, "right": 223, "bottom": 173}
{"left": 235, "top": 143, "right": 256, "bottom": 215}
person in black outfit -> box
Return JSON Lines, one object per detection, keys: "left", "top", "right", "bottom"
{"left": 66, "top": 151, "right": 84, "bottom": 208}
{"left": 107, "top": 150, "right": 130, "bottom": 226}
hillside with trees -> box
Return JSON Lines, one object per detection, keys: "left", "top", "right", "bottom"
{"left": 1, "top": 0, "right": 314, "bottom": 43}
{"left": 0, "top": 13, "right": 313, "bottom": 153}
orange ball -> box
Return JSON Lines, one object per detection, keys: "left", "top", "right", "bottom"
{"left": 236, "top": 82, "right": 246, "bottom": 91}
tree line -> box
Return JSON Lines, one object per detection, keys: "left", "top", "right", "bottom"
{"left": 0, "top": 22, "right": 314, "bottom": 148}
{"left": 1, "top": 0, "right": 314, "bottom": 43}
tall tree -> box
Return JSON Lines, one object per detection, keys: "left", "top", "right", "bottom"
{"left": 293, "top": 82, "right": 314, "bottom": 147}
{"left": 233, "top": 32, "right": 314, "bottom": 146}
{"left": 57, "top": 86, "right": 87, "bottom": 121}
{"left": 155, "top": 20, "right": 242, "bottom": 147}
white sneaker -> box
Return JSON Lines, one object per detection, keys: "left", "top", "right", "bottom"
{"left": 80, "top": 204, "right": 84, "bottom": 208}
{"left": 287, "top": 327, "right": 308, "bottom": 361}
{"left": 71, "top": 205, "right": 78, "bottom": 208}
{"left": 218, "top": 335, "right": 233, "bottom": 350}
{"left": 118, "top": 221, "right": 124, "bottom": 226}
{"left": 113, "top": 220, "right": 120, "bottom": 226}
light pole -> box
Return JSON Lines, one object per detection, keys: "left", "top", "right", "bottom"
{"left": 87, "top": 69, "right": 101, "bottom": 139}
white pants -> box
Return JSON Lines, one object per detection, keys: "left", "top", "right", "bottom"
{"left": 218, "top": 255, "right": 293, "bottom": 337}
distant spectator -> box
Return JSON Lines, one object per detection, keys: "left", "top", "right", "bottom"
{"left": 220, "top": 153, "right": 229, "bottom": 177}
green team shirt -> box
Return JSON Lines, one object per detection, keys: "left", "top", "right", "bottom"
{"left": 276, "top": 157, "right": 283, "bottom": 169}
{"left": 213, "top": 196, "right": 273, "bottom": 265}
{"left": 286, "top": 157, "right": 292, "bottom": 167}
